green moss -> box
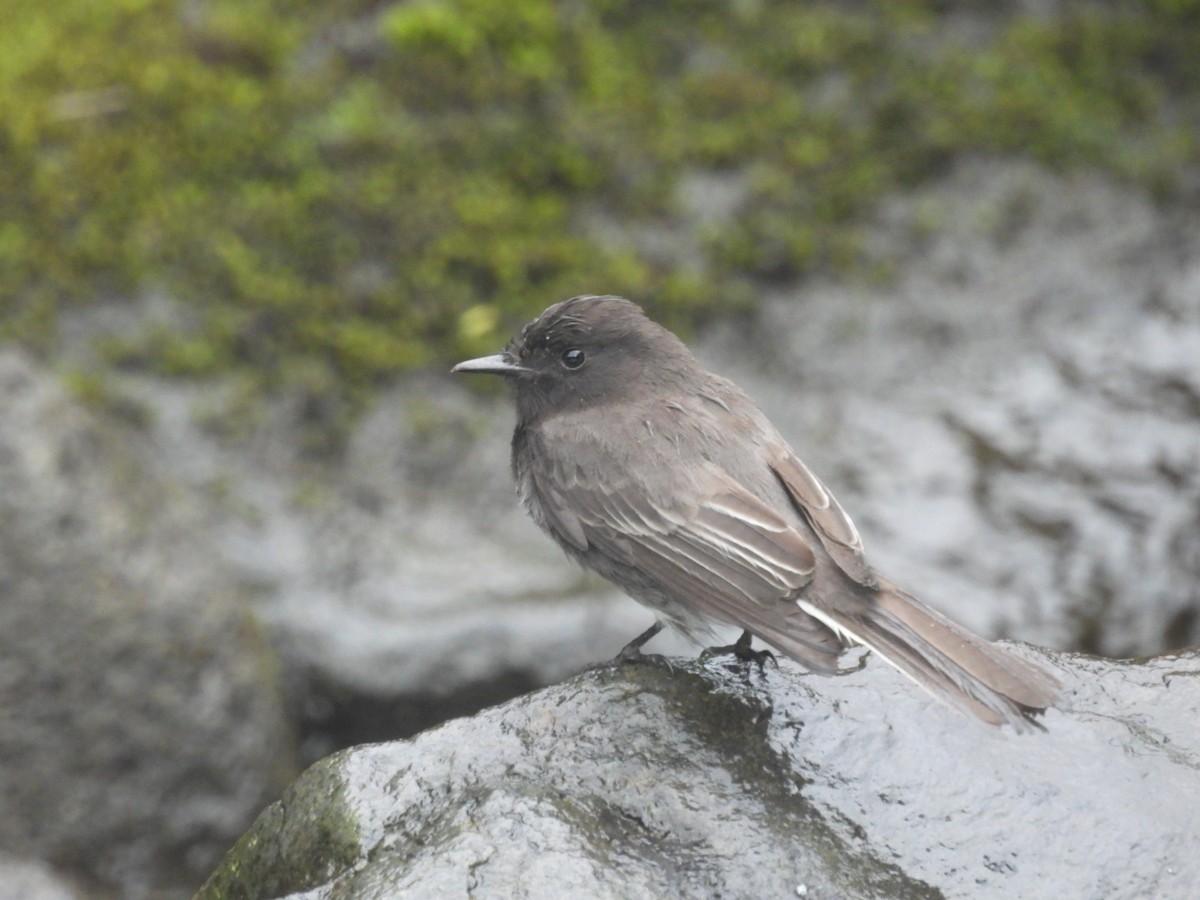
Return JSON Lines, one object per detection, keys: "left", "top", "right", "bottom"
{"left": 194, "top": 749, "right": 364, "bottom": 899}
{"left": 2, "top": 0, "right": 1198, "bottom": 413}
{"left": 61, "top": 367, "right": 153, "bottom": 427}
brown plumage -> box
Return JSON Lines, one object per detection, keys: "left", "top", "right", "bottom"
{"left": 454, "top": 295, "right": 1059, "bottom": 729}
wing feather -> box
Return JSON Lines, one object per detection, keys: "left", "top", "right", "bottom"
{"left": 539, "top": 483, "right": 588, "bottom": 550}
{"left": 589, "top": 474, "right": 815, "bottom": 600}
{"left": 771, "top": 450, "right": 875, "bottom": 586}
{"left": 524, "top": 424, "right": 840, "bottom": 670}
{"left": 535, "top": 461, "right": 817, "bottom": 608}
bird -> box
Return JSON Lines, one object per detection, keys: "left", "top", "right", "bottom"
{"left": 453, "top": 294, "right": 1059, "bottom": 728}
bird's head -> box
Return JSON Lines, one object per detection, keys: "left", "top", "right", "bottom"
{"left": 453, "top": 295, "right": 696, "bottom": 420}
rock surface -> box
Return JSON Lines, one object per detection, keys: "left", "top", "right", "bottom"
{"left": 198, "top": 645, "right": 1200, "bottom": 899}
{"left": 0, "top": 352, "right": 296, "bottom": 898}
{"left": 0, "top": 854, "right": 85, "bottom": 900}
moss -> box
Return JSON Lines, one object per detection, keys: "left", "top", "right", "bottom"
{"left": 2, "top": 0, "right": 1198, "bottom": 413}
{"left": 60, "top": 367, "right": 154, "bottom": 427}
{"left": 194, "top": 749, "right": 365, "bottom": 899}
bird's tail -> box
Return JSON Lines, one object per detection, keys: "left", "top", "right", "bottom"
{"left": 796, "top": 578, "right": 1060, "bottom": 730}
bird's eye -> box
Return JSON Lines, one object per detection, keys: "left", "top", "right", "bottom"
{"left": 561, "top": 348, "right": 586, "bottom": 369}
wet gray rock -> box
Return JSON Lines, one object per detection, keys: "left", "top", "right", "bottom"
{"left": 198, "top": 645, "right": 1200, "bottom": 899}
{"left": 0, "top": 854, "right": 84, "bottom": 900}
{"left": 0, "top": 352, "right": 296, "bottom": 898}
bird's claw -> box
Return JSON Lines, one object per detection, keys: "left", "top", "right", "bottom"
{"left": 701, "top": 631, "right": 777, "bottom": 672}
{"left": 584, "top": 621, "right": 675, "bottom": 673}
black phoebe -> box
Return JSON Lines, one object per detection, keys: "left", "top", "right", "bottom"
{"left": 454, "top": 295, "right": 1058, "bottom": 728}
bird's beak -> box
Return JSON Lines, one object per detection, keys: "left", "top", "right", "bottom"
{"left": 451, "top": 353, "right": 530, "bottom": 376}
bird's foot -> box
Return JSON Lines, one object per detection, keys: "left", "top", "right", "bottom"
{"left": 587, "top": 622, "right": 674, "bottom": 672}
{"left": 701, "top": 630, "right": 776, "bottom": 672}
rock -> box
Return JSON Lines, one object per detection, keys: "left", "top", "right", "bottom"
{"left": 0, "top": 352, "right": 296, "bottom": 898}
{"left": 0, "top": 855, "right": 85, "bottom": 900}
{"left": 198, "top": 645, "right": 1200, "bottom": 899}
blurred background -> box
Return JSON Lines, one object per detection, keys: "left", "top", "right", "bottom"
{"left": 2, "top": 0, "right": 1199, "bottom": 896}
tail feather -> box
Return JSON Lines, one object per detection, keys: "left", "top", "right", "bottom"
{"left": 873, "top": 583, "right": 1059, "bottom": 711}
{"left": 795, "top": 579, "right": 1059, "bottom": 730}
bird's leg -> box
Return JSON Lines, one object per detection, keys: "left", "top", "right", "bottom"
{"left": 585, "top": 621, "right": 673, "bottom": 674}
{"left": 701, "top": 630, "right": 777, "bottom": 671}
{"left": 613, "top": 621, "right": 665, "bottom": 663}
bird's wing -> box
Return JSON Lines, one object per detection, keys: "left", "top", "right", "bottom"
{"left": 530, "top": 461, "right": 841, "bottom": 665}
{"left": 770, "top": 449, "right": 876, "bottom": 587}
